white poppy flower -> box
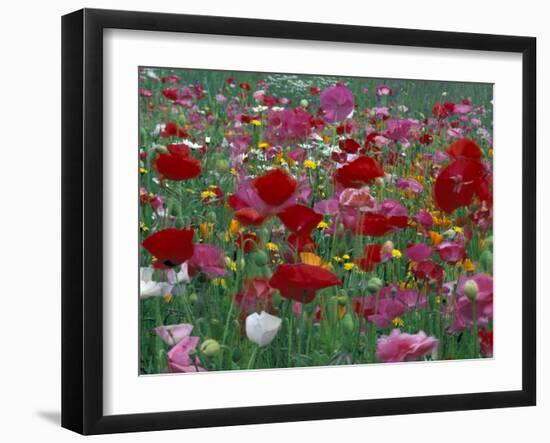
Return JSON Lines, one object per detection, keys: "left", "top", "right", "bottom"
{"left": 140, "top": 267, "right": 172, "bottom": 299}
{"left": 245, "top": 311, "right": 282, "bottom": 347}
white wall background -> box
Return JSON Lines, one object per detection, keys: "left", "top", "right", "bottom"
{"left": 0, "top": 0, "right": 546, "bottom": 440}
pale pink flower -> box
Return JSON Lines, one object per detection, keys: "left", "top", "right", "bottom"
{"left": 376, "top": 329, "right": 438, "bottom": 363}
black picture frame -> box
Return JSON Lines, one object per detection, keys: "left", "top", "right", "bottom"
{"left": 62, "top": 8, "right": 537, "bottom": 435}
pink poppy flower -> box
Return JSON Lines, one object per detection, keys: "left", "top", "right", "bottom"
{"left": 139, "top": 88, "right": 153, "bottom": 98}
{"left": 187, "top": 244, "right": 227, "bottom": 278}
{"left": 167, "top": 335, "right": 205, "bottom": 373}
{"left": 396, "top": 177, "right": 423, "bottom": 193}
{"left": 338, "top": 187, "right": 376, "bottom": 209}
{"left": 405, "top": 243, "right": 433, "bottom": 262}
{"left": 155, "top": 323, "right": 193, "bottom": 347}
{"left": 320, "top": 85, "right": 355, "bottom": 123}
{"left": 376, "top": 329, "right": 438, "bottom": 362}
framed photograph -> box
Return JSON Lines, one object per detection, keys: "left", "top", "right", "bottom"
{"left": 61, "top": 8, "right": 536, "bottom": 435}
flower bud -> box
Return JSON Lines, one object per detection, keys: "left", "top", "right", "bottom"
{"left": 215, "top": 158, "right": 230, "bottom": 173}
{"left": 188, "top": 292, "right": 198, "bottom": 305}
{"left": 443, "top": 228, "right": 456, "bottom": 240}
{"left": 464, "top": 279, "right": 479, "bottom": 301}
{"left": 206, "top": 211, "right": 217, "bottom": 222}
{"left": 480, "top": 250, "right": 493, "bottom": 272}
{"left": 154, "top": 144, "right": 169, "bottom": 154}
{"left": 366, "top": 277, "right": 383, "bottom": 294}
{"left": 337, "top": 294, "right": 348, "bottom": 305}
{"left": 200, "top": 339, "right": 220, "bottom": 357}
{"left": 177, "top": 114, "right": 186, "bottom": 125}
{"left": 253, "top": 250, "right": 269, "bottom": 267}
{"left": 300, "top": 98, "right": 309, "bottom": 108}
{"left": 484, "top": 236, "right": 493, "bottom": 250}
{"left": 342, "top": 313, "right": 354, "bottom": 334}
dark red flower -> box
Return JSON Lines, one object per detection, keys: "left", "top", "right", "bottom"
{"left": 412, "top": 260, "right": 444, "bottom": 283}
{"left": 434, "top": 159, "right": 486, "bottom": 213}
{"left": 447, "top": 138, "right": 483, "bottom": 161}
{"left": 160, "top": 121, "right": 188, "bottom": 138}
{"left": 287, "top": 233, "right": 316, "bottom": 253}
{"left": 235, "top": 233, "right": 260, "bottom": 253}
{"left": 477, "top": 329, "right": 493, "bottom": 357}
{"left": 339, "top": 138, "right": 361, "bottom": 154}
{"left": 142, "top": 228, "right": 195, "bottom": 269}
{"left": 277, "top": 204, "right": 322, "bottom": 237}
{"left": 334, "top": 156, "right": 384, "bottom": 188}
{"left": 239, "top": 82, "right": 251, "bottom": 91}
{"left": 309, "top": 86, "right": 320, "bottom": 96}
{"left": 252, "top": 168, "right": 297, "bottom": 206}
{"left": 356, "top": 244, "right": 383, "bottom": 272}
{"left": 153, "top": 144, "right": 201, "bottom": 181}
{"left": 418, "top": 133, "right": 434, "bottom": 145}
{"left": 233, "top": 207, "right": 267, "bottom": 227}
{"left": 269, "top": 263, "right": 341, "bottom": 303}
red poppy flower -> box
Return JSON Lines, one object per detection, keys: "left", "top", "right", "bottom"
{"left": 239, "top": 82, "right": 251, "bottom": 91}
{"left": 287, "top": 233, "right": 316, "bottom": 253}
{"left": 154, "top": 144, "right": 201, "bottom": 181}
{"left": 235, "top": 233, "right": 260, "bottom": 253}
{"left": 355, "top": 213, "right": 408, "bottom": 237}
{"left": 447, "top": 138, "right": 482, "bottom": 161}
{"left": 234, "top": 207, "right": 267, "bottom": 227}
{"left": 418, "top": 133, "right": 434, "bottom": 145}
{"left": 142, "top": 228, "right": 195, "bottom": 269}
{"left": 477, "top": 329, "right": 493, "bottom": 357}
{"left": 309, "top": 86, "right": 320, "bottom": 96}
{"left": 277, "top": 204, "right": 322, "bottom": 237}
{"left": 356, "top": 244, "right": 383, "bottom": 272}
{"left": 269, "top": 263, "right": 341, "bottom": 303}
{"left": 252, "top": 168, "right": 297, "bottom": 206}
{"left": 338, "top": 138, "right": 361, "bottom": 154}
{"left": 162, "top": 88, "right": 179, "bottom": 101}
{"left": 334, "top": 156, "right": 384, "bottom": 188}
{"left": 434, "top": 158, "right": 485, "bottom": 213}
{"left": 412, "top": 260, "right": 444, "bottom": 283}
{"left": 160, "top": 121, "right": 188, "bottom": 138}
{"left": 432, "top": 102, "right": 448, "bottom": 119}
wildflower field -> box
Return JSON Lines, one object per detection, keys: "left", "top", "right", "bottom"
{"left": 138, "top": 67, "right": 494, "bottom": 374}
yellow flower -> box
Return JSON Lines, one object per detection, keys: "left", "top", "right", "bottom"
{"left": 258, "top": 141, "right": 270, "bottom": 149}
{"left": 139, "top": 167, "right": 148, "bottom": 174}
{"left": 454, "top": 226, "right": 463, "bottom": 234}
{"left": 300, "top": 252, "right": 332, "bottom": 270}
{"left": 266, "top": 242, "right": 279, "bottom": 252}
{"left": 392, "top": 317, "right": 405, "bottom": 327}
{"left": 149, "top": 192, "right": 155, "bottom": 198}
{"left": 392, "top": 249, "right": 402, "bottom": 259}
{"left": 200, "top": 190, "right": 217, "bottom": 200}
{"left": 333, "top": 256, "right": 342, "bottom": 263}
{"left": 186, "top": 188, "right": 196, "bottom": 194}
{"left": 342, "top": 254, "right": 350, "bottom": 260}
{"left": 430, "top": 231, "right": 443, "bottom": 247}
{"left": 200, "top": 222, "right": 215, "bottom": 240}
{"left": 229, "top": 219, "right": 240, "bottom": 236}
{"left": 303, "top": 159, "right": 317, "bottom": 170}
{"left": 317, "top": 220, "right": 329, "bottom": 229}
{"left": 344, "top": 262, "right": 355, "bottom": 271}
{"left": 230, "top": 167, "right": 238, "bottom": 176}
{"left": 139, "top": 221, "right": 149, "bottom": 233}
{"left": 250, "top": 119, "right": 261, "bottom": 126}
{"left": 225, "top": 258, "right": 238, "bottom": 272}
{"left": 212, "top": 278, "right": 227, "bottom": 288}
{"left": 163, "top": 293, "right": 173, "bottom": 304}
{"left": 463, "top": 258, "right": 475, "bottom": 272}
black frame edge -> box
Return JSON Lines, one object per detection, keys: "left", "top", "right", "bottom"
{"left": 61, "top": 8, "right": 85, "bottom": 434}
{"left": 61, "top": 8, "right": 537, "bottom": 435}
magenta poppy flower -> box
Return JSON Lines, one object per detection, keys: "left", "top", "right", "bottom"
{"left": 320, "top": 85, "right": 355, "bottom": 123}
{"left": 414, "top": 210, "right": 434, "bottom": 230}
{"left": 376, "top": 329, "right": 438, "bottom": 363}
{"left": 449, "top": 274, "right": 493, "bottom": 332}
{"left": 437, "top": 240, "right": 466, "bottom": 264}
{"left": 187, "top": 244, "right": 227, "bottom": 278}
{"left": 375, "top": 84, "right": 392, "bottom": 97}
{"left": 405, "top": 243, "right": 433, "bottom": 262}
{"left": 313, "top": 198, "right": 339, "bottom": 215}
